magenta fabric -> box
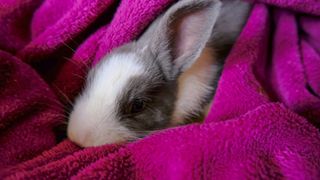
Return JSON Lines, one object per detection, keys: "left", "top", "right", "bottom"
{"left": 1, "top": 0, "right": 320, "bottom": 179}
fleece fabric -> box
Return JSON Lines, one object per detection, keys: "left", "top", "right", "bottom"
{"left": 0, "top": 0, "right": 320, "bottom": 179}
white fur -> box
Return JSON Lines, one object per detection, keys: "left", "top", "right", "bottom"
{"left": 67, "top": 53, "right": 145, "bottom": 147}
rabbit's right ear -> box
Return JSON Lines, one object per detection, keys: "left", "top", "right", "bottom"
{"left": 144, "top": 0, "right": 222, "bottom": 80}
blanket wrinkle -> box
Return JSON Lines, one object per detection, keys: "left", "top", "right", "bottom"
{"left": 0, "top": 50, "right": 63, "bottom": 168}
{"left": 206, "top": 3, "right": 271, "bottom": 122}
{"left": 270, "top": 9, "right": 320, "bottom": 125}
{"left": 1, "top": 0, "right": 320, "bottom": 179}
{"left": 0, "top": 0, "right": 43, "bottom": 54}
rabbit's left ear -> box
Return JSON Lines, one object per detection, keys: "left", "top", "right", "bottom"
{"left": 148, "top": 0, "right": 222, "bottom": 79}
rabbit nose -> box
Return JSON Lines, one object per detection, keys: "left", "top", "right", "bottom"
{"left": 67, "top": 120, "right": 129, "bottom": 147}
{"left": 67, "top": 125, "right": 92, "bottom": 147}
{"left": 67, "top": 117, "right": 100, "bottom": 147}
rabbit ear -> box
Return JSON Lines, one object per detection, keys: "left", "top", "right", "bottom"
{"left": 148, "top": 0, "right": 222, "bottom": 79}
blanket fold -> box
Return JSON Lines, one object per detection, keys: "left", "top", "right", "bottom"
{"left": 1, "top": 0, "right": 320, "bottom": 179}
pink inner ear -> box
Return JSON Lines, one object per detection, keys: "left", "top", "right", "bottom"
{"left": 173, "top": 10, "right": 210, "bottom": 59}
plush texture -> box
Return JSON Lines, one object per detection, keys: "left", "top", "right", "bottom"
{"left": 1, "top": 0, "right": 320, "bottom": 179}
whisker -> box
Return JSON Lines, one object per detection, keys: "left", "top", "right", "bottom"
{"left": 63, "top": 56, "right": 90, "bottom": 72}
{"left": 62, "top": 41, "right": 76, "bottom": 53}
{"left": 30, "top": 101, "right": 65, "bottom": 113}
{"left": 62, "top": 56, "right": 80, "bottom": 67}
{"left": 67, "top": 35, "right": 80, "bottom": 47}
{"left": 52, "top": 84, "right": 74, "bottom": 107}
{"left": 72, "top": 73, "right": 87, "bottom": 81}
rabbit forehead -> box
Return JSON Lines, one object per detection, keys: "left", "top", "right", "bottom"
{"left": 88, "top": 53, "right": 147, "bottom": 122}
{"left": 89, "top": 53, "right": 146, "bottom": 103}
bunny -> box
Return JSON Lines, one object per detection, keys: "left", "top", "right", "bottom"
{"left": 67, "top": 0, "right": 251, "bottom": 147}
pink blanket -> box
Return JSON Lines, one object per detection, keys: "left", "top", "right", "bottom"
{"left": 1, "top": 0, "right": 320, "bottom": 179}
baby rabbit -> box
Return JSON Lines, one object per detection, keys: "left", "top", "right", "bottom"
{"left": 67, "top": 0, "right": 251, "bottom": 147}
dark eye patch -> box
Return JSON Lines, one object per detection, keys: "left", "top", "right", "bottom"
{"left": 130, "top": 99, "right": 145, "bottom": 113}
{"left": 114, "top": 72, "right": 177, "bottom": 134}
{"left": 123, "top": 98, "right": 148, "bottom": 116}
{"left": 122, "top": 86, "right": 161, "bottom": 116}
{"left": 117, "top": 73, "right": 164, "bottom": 117}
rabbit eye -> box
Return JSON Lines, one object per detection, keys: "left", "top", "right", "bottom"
{"left": 130, "top": 99, "right": 145, "bottom": 114}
